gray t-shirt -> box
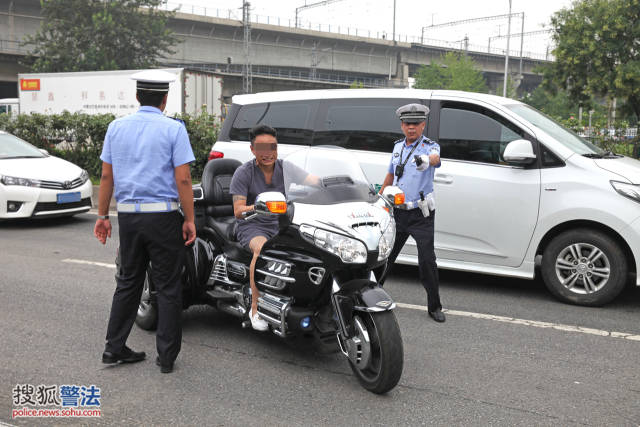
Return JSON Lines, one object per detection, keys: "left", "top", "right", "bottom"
{"left": 229, "top": 159, "right": 286, "bottom": 244}
{"left": 230, "top": 159, "right": 309, "bottom": 246}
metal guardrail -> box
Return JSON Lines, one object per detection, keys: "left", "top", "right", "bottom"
{"left": 0, "top": 39, "right": 30, "bottom": 55}
{"left": 170, "top": 62, "right": 390, "bottom": 87}
{"left": 161, "top": 2, "right": 551, "bottom": 61}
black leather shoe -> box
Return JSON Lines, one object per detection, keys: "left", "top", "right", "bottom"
{"left": 156, "top": 356, "right": 174, "bottom": 374}
{"left": 102, "top": 346, "right": 146, "bottom": 364}
{"left": 428, "top": 309, "right": 446, "bottom": 323}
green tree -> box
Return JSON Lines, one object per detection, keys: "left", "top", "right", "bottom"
{"left": 522, "top": 86, "right": 577, "bottom": 120}
{"left": 414, "top": 52, "right": 487, "bottom": 93}
{"left": 495, "top": 74, "right": 518, "bottom": 99}
{"left": 23, "top": 0, "right": 178, "bottom": 72}
{"left": 543, "top": 0, "right": 640, "bottom": 122}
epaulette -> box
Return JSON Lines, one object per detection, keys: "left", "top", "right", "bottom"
{"left": 170, "top": 117, "right": 186, "bottom": 128}
{"left": 393, "top": 138, "right": 404, "bottom": 146}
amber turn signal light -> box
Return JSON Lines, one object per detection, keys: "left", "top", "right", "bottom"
{"left": 266, "top": 201, "right": 287, "bottom": 214}
{"left": 394, "top": 193, "right": 405, "bottom": 205}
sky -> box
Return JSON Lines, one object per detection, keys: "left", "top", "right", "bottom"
{"left": 163, "top": 0, "right": 575, "bottom": 58}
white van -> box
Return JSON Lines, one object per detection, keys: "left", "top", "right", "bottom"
{"left": 0, "top": 98, "right": 19, "bottom": 118}
{"left": 210, "top": 89, "right": 640, "bottom": 306}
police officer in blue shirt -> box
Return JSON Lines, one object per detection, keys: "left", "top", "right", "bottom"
{"left": 379, "top": 103, "right": 445, "bottom": 322}
{"left": 94, "top": 70, "right": 197, "bottom": 373}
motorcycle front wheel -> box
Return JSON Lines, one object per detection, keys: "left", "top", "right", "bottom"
{"left": 348, "top": 311, "right": 403, "bottom": 394}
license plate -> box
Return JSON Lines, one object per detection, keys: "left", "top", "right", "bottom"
{"left": 57, "top": 192, "right": 81, "bottom": 204}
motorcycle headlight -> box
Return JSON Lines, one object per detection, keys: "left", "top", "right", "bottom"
{"left": 611, "top": 181, "right": 640, "bottom": 204}
{"left": 300, "top": 224, "right": 368, "bottom": 264}
{"left": 0, "top": 175, "right": 41, "bottom": 187}
{"left": 377, "top": 217, "right": 396, "bottom": 261}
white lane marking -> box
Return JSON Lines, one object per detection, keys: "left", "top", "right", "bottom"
{"left": 62, "top": 258, "right": 116, "bottom": 269}
{"left": 396, "top": 302, "right": 640, "bottom": 342}
{"left": 58, "top": 259, "right": 640, "bottom": 342}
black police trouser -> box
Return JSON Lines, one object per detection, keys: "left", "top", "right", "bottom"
{"left": 105, "top": 211, "right": 185, "bottom": 363}
{"left": 384, "top": 208, "right": 442, "bottom": 313}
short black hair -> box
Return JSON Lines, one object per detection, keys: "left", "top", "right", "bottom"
{"left": 136, "top": 90, "right": 167, "bottom": 108}
{"left": 249, "top": 124, "right": 277, "bottom": 145}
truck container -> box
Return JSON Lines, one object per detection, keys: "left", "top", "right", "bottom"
{"left": 17, "top": 68, "right": 223, "bottom": 117}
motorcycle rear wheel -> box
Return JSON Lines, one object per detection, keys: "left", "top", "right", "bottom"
{"left": 348, "top": 311, "right": 403, "bottom": 394}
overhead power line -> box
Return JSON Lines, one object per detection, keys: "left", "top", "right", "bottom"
{"left": 295, "top": 0, "right": 344, "bottom": 28}
{"left": 421, "top": 12, "right": 524, "bottom": 45}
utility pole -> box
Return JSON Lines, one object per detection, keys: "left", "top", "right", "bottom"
{"left": 392, "top": 0, "right": 396, "bottom": 43}
{"left": 242, "top": 0, "right": 252, "bottom": 94}
{"left": 518, "top": 13, "right": 525, "bottom": 78}
{"left": 502, "top": 0, "right": 512, "bottom": 97}
{"left": 310, "top": 41, "right": 318, "bottom": 80}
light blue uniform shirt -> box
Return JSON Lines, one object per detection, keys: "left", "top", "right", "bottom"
{"left": 100, "top": 106, "right": 195, "bottom": 204}
{"left": 388, "top": 135, "right": 441, "bottom": 204}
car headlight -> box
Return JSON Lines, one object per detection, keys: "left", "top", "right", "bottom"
{"left": 300, "top": 224, "right": 368, "bottom": 264}
{"left": 80, "top": 169, "right": 89, "bottom": 184}
{"left": 0, "top": 175, "right": 41, "bottom": 187}
{"left": 611, "top": 181, "right": 640, "bottom": 204}
{"left": 377, "top": 217, "right": 396, "bottom": 261}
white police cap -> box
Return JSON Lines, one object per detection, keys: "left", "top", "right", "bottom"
{"left": 396, "top": 103, "right": 430, "bottom": 123}
{"left": 131, "top": 70, "right": 177, "bottom": 92}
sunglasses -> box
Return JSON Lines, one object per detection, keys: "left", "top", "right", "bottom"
{"left": 253, "top": 142, "right": 278, "bottom": 152}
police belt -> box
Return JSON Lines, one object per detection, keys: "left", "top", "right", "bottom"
{"left": 117, "top": 201, "right": 179, "bottom": 213}
{"left": 394, "top": 202, "right": 419, "bottom": 211}
{"left": 394, "top": 195, "right": 432, "bottom": 210}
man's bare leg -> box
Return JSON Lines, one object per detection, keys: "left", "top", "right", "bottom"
{"left": 248, "top": 236, "right": 267, "bottom": 316}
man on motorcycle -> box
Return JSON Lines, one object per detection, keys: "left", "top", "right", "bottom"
{"left": 230, "top": 125, "right": 317, "bottom": 331}
{"left": 229, "top": 125, "right": 287, "bottom": 331}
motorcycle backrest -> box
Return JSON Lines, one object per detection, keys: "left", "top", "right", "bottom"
{"left": 201, "top": 158, "right": 242, "bottom": 217}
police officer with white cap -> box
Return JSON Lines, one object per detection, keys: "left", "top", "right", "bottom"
{"left": 379, "top": 103, "right": 445, "bottom": 322}
{"left": 94, "top": 69, "right": 197, "bottom": 373}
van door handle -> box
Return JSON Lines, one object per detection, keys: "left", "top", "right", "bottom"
{"left": 434, "top": 174, "right": 453, "bottom": 184}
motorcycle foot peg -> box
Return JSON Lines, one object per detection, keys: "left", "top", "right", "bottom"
{"left": 241, "top": 320, "right": 251, "bottom": 329}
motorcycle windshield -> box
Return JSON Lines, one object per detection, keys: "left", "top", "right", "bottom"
{"left": 283, "top": 146, "right": 377, "bottom": 205}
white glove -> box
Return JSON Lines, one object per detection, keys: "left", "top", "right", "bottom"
{"left": 413, "top": 154, "right": 430, "bottom": 172}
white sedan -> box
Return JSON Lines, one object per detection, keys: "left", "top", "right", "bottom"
{"left": 0, "top": 131, "right": 92, "bottom": 219}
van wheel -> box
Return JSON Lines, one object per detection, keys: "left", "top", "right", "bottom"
{"left": 541, "top": 229, "right": 627, "bottom": 306}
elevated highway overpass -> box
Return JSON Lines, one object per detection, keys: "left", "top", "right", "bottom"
{"left": 0, "top": 0, "right": 548, "bottom": 100}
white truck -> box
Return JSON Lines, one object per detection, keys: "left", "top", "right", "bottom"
{"left": 0, "top": 98, "right": 19, "bottom": 117}
{"left": 17, "top": 68, "right": 223, "bottom": 117}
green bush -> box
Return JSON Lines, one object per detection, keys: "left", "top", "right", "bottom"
{"left": 0, "top": 111, "right": 219, "bottom": 180}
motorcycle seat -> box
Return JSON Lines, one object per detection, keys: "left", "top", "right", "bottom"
{"left": 206, "top": 216, "right": 237, "bottom": 242}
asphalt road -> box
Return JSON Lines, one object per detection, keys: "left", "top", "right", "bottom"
{"left": 1, "top": 214, "right": 640, "bottom": 426}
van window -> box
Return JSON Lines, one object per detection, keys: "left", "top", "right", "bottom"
{"left": 438, "top": 103, "right": 525, "bottom": 164}
{"left": 541, "top": 145, "right": 565, "bottom": 168}
{"left": 313, "top": 98, "right": 426, "bottom": 152}
{"left": 229, "top": 101, "right": 316, "bottom": 145}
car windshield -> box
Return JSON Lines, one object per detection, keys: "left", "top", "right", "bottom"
{"left": 283, "top": 146, "right": 376, "bottom": 205}
{"left": 506, "top": 104, "right": 605, "bottom": 156}
{"left": 0, "top": 133, "right": 45, "bottom": 159}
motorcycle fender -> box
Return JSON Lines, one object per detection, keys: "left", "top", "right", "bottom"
{"left": 332, "top": 281, "right": 395, "bottom": 338}
{"left": 354, "top": 286, "right": 396, "bottom": 312}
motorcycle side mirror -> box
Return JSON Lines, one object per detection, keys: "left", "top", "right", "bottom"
{"left": 255, "top": 191, "right": 287, "bottom": 215}
{"left": 381, "top": 186, "right": 405, "bottom": 206}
